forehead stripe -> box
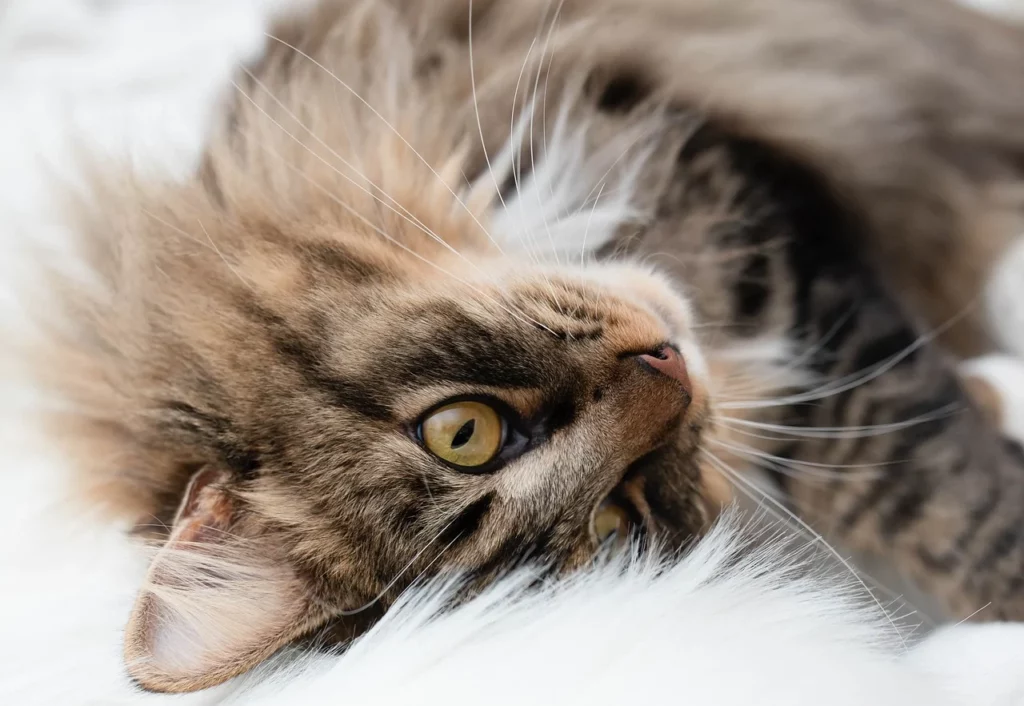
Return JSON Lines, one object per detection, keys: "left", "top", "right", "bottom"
{"left": 237, "top": 295, "right": 393, "bottom": 420}
{"left": 387, "top": 304, "right": 548, "bottom": 388}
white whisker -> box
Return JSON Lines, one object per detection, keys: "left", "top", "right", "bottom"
{"left": 709, "top": 437, "right": 888, "bottom": 482}
{"left": 339, "top": 517, "right": 462, "bottom": 616}
{"left": 719, "top": 402, "right": 959, "bottom": 440}
{"left": 701, "top": 449, "right": 909, "bottom": 651}
{"left": 508, "top": 20, "right": 544, "bottom": 268}
{"left": 527, "top": 0, "right": 568, "bottom": 282}
{"left": 228, "top": 79, "right": 548, "bottom": 328}
{"left": 196, "top": 219, "right": 259, "bottom": 295}
{"left": 234, "top": 74, "right": 482, "bottom": 277}
{"left": 955, "top": 602, "right": 993, "bottom": 624}
{"left": 577, "top": 181, "right": 606, "bottom": 282}
{"left": 278, "top": 152, "right": 557, "bottom": 335}
{"left": 263, "top": 33, "right": 507, "bottom": 255}
{"left": 720, "top": 304, "right": 978, "bottom": 411}
{"left": 138, "top": 211, "right": 258, "bottom": 296}
{"left": 468, "top": 0, "right": 513, "bottom": 228}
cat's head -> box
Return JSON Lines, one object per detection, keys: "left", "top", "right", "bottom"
{"left": 107, "top": 212, "right": 715, "bottom": 692}
{"left": 37, "top": 2, "right": 723, "bottom": 692}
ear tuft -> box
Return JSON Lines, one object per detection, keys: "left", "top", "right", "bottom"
{"left": 124, "top": 467, "right": 323, "bottom": 693}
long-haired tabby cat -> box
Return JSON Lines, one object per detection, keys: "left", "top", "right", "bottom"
{"left": 30, "top": 0, "right": 1024, "bottom": 694}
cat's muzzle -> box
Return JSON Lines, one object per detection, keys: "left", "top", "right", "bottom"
{"left": 590, "top": 344, "right": 705, "bottom": 551}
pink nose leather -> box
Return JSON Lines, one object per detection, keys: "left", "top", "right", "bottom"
{"left": 637, "top": 346, "right": 691, "bottom": 394}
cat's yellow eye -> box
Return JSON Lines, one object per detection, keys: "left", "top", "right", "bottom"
{"left": 420, "top": 401, "right": 505, "bottom": 469}
{"left": 593, "top": 503, "right": 629, "bottom": 543}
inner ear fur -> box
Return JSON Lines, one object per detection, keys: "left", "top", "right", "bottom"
{"left": 124, "top": 466, "right": 329, "bottom": 694}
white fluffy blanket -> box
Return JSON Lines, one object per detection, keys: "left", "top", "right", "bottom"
{"left": 2, "top": 1, "right": 1024, "bottom": 704}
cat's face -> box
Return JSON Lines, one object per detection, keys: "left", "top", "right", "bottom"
{"left": 251, "top": 259, "right": 712, "bottom": 584}
{"left": 118, "top": 216, "right": 713, "bottom": 692}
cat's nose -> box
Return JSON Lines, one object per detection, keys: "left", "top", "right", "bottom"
{"left": 635, "top": 345, "right": 691, "bottom": 396}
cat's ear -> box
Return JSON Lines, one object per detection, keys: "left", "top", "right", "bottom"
{"left": 124, "top": 467, "right": 326, "bottom": 693}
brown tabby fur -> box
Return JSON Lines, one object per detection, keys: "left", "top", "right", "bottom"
{"left": 27, "top": 0, "right": 1024, "bottom": 694}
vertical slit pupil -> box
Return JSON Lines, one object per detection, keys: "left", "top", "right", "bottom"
{"left": 451, "top": 419, "right": 476, "bottom": 449}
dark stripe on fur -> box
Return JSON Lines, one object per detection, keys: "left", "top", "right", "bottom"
{"left": 733, "top": 252, "right": 772, "bottom": 320}
{"left": 917, "top": 546, "right": 961, "bottom": 574}
{"left": 974, "top": 524, "right": 1023, "bottom": 573}
{"left": 475, "top": 532, "right": 532, "bottom": 579}
{"left": 439, "top": 494, "right": 493, "bottom": 547}
{"left": 297, "top": 241, "right": 390, "bottom": 284}
{"left": 388, "top": 301, "right": 550, "bottom": 389}
{"left": 237, "top": 295, "right": 393, "bottom": 420}
{"left": 955, "top": 477, "right": 999, "bottom": 552}
{"left": 159, "top": 400, "right": 262, "bottom": 478}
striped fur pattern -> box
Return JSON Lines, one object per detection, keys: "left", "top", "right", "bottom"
{"left": 28, "top": 0, "right": 1024, "bottom": 693}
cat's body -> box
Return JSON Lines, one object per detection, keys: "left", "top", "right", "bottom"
{"left": 31, "top": 0, "right": 1024, "bottom": 693}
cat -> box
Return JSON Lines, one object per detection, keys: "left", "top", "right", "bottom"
{"left": 25, "top": 0, "right": 1024, "bottom": 694}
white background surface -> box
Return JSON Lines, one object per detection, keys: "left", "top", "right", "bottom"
{"left": 1, "top": 1, "right": 1024, "bottom": 704}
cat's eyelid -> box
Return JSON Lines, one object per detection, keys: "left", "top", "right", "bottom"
{"left": 396, "top": 387, "right": 546, "bottom": 425}
{"left": 415, "top": 393, "right": 526, "bottom": 429}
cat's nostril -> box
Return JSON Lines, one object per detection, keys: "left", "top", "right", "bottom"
{"left": 635, "top": 345, "right": 691, "bottom": 394}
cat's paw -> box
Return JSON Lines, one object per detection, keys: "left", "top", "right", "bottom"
{"left": 985, "top": 234, "right": 1024, "bottom": 358}
{"left": 961, "top": 355, "right": 1024, "bottom": 445}
{"left": 908, "top": 624, "right": 1024, "bottom": 706}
